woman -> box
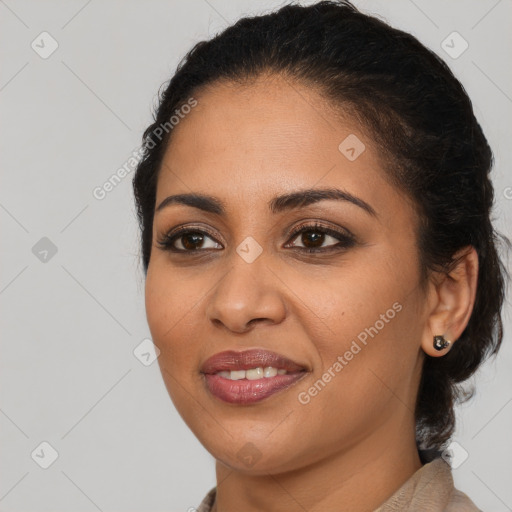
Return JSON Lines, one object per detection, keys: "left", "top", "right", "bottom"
{"left": 132, "top": 1, "right": 508, "bottom": 510}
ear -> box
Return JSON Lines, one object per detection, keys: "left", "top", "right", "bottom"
{"left": 421, "top": 246, "right": 479, "bottom": 357}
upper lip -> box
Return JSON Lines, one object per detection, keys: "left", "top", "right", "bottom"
{"left": 200, "top": 348, "right": 308, "bottom": 374}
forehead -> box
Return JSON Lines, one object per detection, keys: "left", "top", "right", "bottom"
{"left": 168, "top": 74, "right": 369, "bottom": 162}
{"left": 156, "top": 74, "right": 411, "bottom": 222}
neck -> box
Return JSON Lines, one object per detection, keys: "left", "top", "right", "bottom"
{"left": 212, "top": 418, "right": 422, "bottom": 512}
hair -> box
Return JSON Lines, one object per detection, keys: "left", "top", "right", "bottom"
{"left": 132, "top": 0, "right": 509, "bottom": 451}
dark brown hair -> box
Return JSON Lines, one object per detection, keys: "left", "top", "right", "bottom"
{"left": 132, "top": 0, "right": 509, "bottom": 450}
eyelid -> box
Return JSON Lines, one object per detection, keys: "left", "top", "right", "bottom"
{"left": 285, "top": 220, "right": 354, "bottom": 242}
{"left": 159, "top": 222, "right": 221, "bottom": 241}
{"left": 156, "top": 223, "right": 223, "bottom": 250}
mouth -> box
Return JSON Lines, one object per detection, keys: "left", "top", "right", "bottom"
{"left": 200, "top": 348, "right": 309, "bottom": 405}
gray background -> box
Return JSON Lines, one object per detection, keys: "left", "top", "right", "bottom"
{"left": 1, "top": 0, "right": 511, "bottom": 511}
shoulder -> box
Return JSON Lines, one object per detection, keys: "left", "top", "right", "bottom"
{"left": 445, "top": 487, "right": 482, "bottom": 512}
{"left": 431, "top": 458, "right": 482, "bottom": 512}
{"left": 375, "top": 457, "right": 482, "bottom": 511}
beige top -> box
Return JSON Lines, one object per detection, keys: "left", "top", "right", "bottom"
{"left": 196, "top": 457, "right": 481, "bottom": 511}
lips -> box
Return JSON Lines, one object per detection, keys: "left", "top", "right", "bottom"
{"left": 200, "top": 349, "right": 310, "bottom": 404}
{"left": 200, "top": 348, "right": 307, "bottom": 374}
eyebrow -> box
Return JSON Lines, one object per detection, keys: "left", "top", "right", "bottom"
{"left": 155, "top": 187, "right": 377, "bottom": 217}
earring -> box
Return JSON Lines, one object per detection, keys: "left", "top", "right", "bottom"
{"left": 433, "top": 335, "right": 451, "bottom": 351}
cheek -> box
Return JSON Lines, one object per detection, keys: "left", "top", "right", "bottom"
{"left": 145, "top": 268, "right": 207, "bottom": 424}
{"left": 144, "top": 266, "right": 200, "bottom": 370}
{"left": 145, "top": 259, "right": 200, "bottom": 331}
{"left": 304, "top": 264, "right": 420, "bottom": 412}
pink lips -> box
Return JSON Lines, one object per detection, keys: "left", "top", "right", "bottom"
{"left": 200, "top": 349, "right": 308, "bottom": 405}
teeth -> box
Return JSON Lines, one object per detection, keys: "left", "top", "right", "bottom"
{"left": 263, "top": 366, "right": 278, "bottom": 377}
{"left": 246, "top": 367, "right": 263, "bottom": 380}
{"left": 215, "top": 366, "right": 288, "bottom": 380}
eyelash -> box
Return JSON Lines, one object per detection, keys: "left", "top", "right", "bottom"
{"left": 156, "top": 222, "right": 356, "bottom": 255}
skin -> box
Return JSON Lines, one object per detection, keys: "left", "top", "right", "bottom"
{"left": 145, "top": 73, "right": 478, "bottom": 512}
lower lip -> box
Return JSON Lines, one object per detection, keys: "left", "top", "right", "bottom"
{"left": 203, "top": 372, "right": 307, "bottom": 404}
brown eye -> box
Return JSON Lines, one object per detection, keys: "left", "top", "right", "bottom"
{"left": 157, "top": 229, "right": 222, "bottom": 252}
{"left": 179, "top": 232, "right": 206, "bottom": 250}
{"left": 286, "top": 222, "right": 356, "bottom": 253}
{"left": 293, "top": 229, "right": 329, "bottom": 249}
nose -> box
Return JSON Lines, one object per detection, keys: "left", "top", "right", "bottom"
{"left": 205, "top": 256, "right": 287, "bottom": 334}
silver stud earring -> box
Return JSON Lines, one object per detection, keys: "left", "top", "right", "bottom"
{"left": 433, "top": 335, "right": 451, "bottom": 351}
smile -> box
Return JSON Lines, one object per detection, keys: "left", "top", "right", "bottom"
{"left": 201, "top": 349, "right": 309, "bottom": 404}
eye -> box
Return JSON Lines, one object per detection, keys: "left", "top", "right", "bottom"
{"left": 285, "top": 222, "right": 356, "bottom": 253}
{"left": 157, "top": 227, "right": 222, "bottom": 252}
{"left": 156, "top": 221, "right": 356, "bottom": 254}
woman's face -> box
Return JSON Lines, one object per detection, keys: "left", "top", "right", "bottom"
{"left": 145, "top": 75, "right": 429, "bottom": 474}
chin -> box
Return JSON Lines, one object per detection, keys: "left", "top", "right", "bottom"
{"left": 197, "top": 430, "right": 309, "bottom": 475}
